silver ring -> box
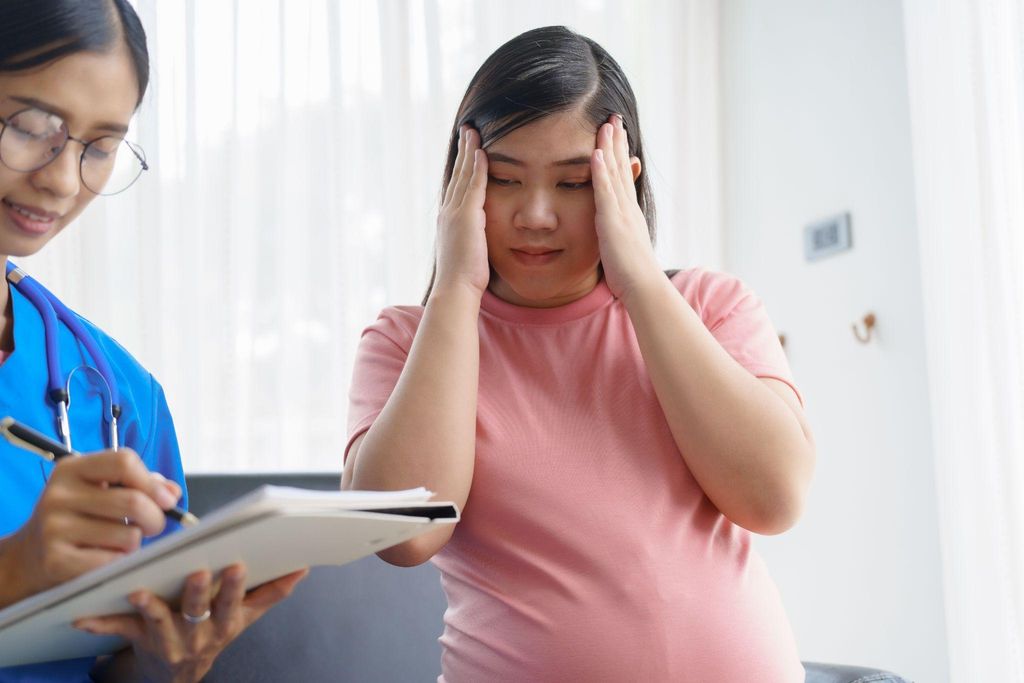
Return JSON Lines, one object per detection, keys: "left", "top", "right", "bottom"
{"left": 182, "top": 608, "right": 211, "bottom": 625}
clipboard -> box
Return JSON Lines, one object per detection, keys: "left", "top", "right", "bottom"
{"left": 0, "top": 486, "right": 459, "bottom": 666}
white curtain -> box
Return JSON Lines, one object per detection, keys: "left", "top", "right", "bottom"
{"left": 903, "top": 0, "right": 1024, "bottom": 679}
{"left": 20, "top": 0, "right": 721, "bottom": 472}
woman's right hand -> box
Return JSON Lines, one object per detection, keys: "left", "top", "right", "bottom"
{"left": 434, "top": 125, "right": 490, "bottom": 298}
{"left": 0, "top": 449, "right": 181, "bottom": 609}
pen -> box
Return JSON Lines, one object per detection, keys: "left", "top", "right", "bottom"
{"left": 0, "top": 416, "right": 199, "bottom": 527}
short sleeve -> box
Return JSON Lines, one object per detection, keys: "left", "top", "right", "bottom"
{"left": 140, "top": 378, "right": 188, "bottom": 541}
{"left": 674, "top": 269, "right": 803, "bottom": 406}
{"left": 345, "top": 306, "right": 423, "bottom": 461}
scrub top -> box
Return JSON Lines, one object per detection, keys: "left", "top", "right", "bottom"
{"left": 0, "top": 272, "right": 188, "bottom": 683}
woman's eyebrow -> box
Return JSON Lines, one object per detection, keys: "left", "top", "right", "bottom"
{"left": 488, "top": 152, "right": 592, "bottom": 167}
{"left": 9, "top": 95, "right": 130, "bottom": 135}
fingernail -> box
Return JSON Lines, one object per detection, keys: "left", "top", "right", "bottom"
{"left": 156, "top": 487, "right": 178, "bottom": 509}
{"left": 130, "top": 592, "right": 149, "bottom": 608}
{"left": 74, "top": 619, "right": 96, "bottom": 632}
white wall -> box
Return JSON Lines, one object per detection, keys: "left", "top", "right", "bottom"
{"left": 720, "top": 1, "right": 949, "bottom": 681}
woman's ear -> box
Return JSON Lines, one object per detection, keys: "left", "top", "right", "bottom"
{"left": 630, "top": 157, "right": 642, "bottom": 182}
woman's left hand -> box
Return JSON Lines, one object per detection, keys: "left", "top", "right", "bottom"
{"left": 591, "top": 114, "right": 661, "bottom": 301}
{"left": 75, "top": 564, "right": 308, "bottom": 683}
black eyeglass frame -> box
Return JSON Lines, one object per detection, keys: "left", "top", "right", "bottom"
{"left": 0, "top": 107, "right": 149, "bottom": 196}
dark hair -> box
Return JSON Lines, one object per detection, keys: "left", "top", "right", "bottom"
{"left": 0, "top": 0, "right": 150, "bottom": 106}
{"left": 424, "top": 25, "right": 655, "bottom": 303}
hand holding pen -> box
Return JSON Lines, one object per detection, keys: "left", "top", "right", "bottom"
{"left": 0, "top": 417, "right": 198, "bottom": 609}
{"left": 1, "top": 417, "right": 196, "bottom": 526}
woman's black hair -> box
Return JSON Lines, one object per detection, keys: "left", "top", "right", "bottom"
{"left": 0, "top": 0, "right": 150, "bottom": 106}
{"left": 424, "top": 25, "right": 656, "bottom": 303}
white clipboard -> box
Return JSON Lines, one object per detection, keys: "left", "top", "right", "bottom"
{"left": 0, "top": 486, "right": 459, "bottom": 666}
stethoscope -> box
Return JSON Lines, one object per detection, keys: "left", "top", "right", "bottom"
{"left": 4, "top": 260, "right": 121, "bottom": 451}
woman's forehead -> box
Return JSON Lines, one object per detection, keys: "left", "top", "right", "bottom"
{"left": 0, "top": 46, "right": 138, "bottom": 133}
{"left": 487, "top": 112, "right": 597, "bottom": 164}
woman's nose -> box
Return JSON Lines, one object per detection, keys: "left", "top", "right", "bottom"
{"left": 513, "top": 190, "right": 557, "bottom": 231}
{"left": 31, "top": 145, "right": 81, "bottom": 199}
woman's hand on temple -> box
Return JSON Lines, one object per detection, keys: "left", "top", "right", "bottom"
{"left": 591, "top": 115, "right": 661, "bottom": 301}
{"left": 77, "top": 564, "right": 309, "bottom": 683}
{"left": 434, "top": 126, "right": 491, "bottom": 298}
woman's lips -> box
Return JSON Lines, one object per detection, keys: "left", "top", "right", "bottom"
{"left": 3, "top": 199, "right": 59, "bottom": 236}
{"left": 511, "top": 248, "right": 562, "bottom": 266}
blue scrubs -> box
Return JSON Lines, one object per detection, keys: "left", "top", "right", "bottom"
{"left": 0, "top": 277, "right": 188, "bottom": 682}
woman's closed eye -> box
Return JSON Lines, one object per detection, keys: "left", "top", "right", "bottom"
{"left": 487, "top": 176, "right": 592, "bottom": 190}
{"left": 487, "top": 175, "right": 518, "bottom": 186}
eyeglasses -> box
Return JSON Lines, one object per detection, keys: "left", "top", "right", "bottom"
{"left": 0, "top": 106, "right": 148, "bottom": 196}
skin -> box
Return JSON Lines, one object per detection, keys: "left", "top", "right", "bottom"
{"left": 0, "top": 43, "right": 306, "bottom": 682}
{"left": 343, "top": 109, "right": 816, "bottom": 566}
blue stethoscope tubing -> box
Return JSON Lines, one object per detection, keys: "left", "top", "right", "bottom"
{"left": 4, "top": 260, "right": 121, "bottom": 451}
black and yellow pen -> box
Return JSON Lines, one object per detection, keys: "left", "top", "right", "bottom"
{"left": 0, "top": 416, "right": 199, "bottom": 527}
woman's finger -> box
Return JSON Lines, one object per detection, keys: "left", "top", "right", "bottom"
{"left": 613, "top": 115, "right": 636, "bottom": 197}
{"left": 152, "top": 471, "right": 183, "bottom": 503}
{"left": 597, "top": 122, "right": 622, "bottom": 202}
{"left": 211, "top": 563, "right": 248, "bottom": 634}
{"left": 242, "top": 568, "right": 309, "bottom": 617}
{"left": 597, "top": 122, "right": 626, "bottom": 208}
{"left": 447, "top": 127, "right": 479, "bottom": 208}
{"left": 78, "top": 485, "right": 167, "bottom": 537}
{"left": 44, "top": 544, "right": 128, "bottom": 582}
{"left": 591, "top": 148, "right": 618, "bottom": 218}
{"left": 459, "top": 148, "right": 488, "bottom": 211}
{"left": 130, "top": 591, "right": 181, "bottom": 660}
{"left": 74, "top": 613, "right": 146, "bottom": 642}
{"left": 52, "top": 513, "right": 143, "bottom": 554}
{"left": 443, "top": 126, "right": 470, "bottom": 206}
{"left": 180, "top": 569, "right": 214, "bottom": 636}
{"left": 58, "top": 450, "right": 178, "bottom": 532}
{"left": 605, "top": 117, "right": 632, "bottom": 204}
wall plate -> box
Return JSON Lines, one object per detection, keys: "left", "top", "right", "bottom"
{"left": 804, "top": 212, "right": 852, "bottom": 261}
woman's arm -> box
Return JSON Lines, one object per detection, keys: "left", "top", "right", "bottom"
{"left": 343, "top": 283, "right": 482, "bottom": 565}
{"left": 620, "top": 274, "right": 815, "bottom": 535}
{"left": 342, "top": 128, "right": 490, "bottom": 566}
{"left": 591, "top": 116, "right": 814, "bottom": 535}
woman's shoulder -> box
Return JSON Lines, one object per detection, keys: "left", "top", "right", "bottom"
{"left": 667, "top": 267, "right": 761, "bottom": 325}
{"left": 361, "top": 304, "right": 426, "bottom": 351}
{"left": 67, "top": 311, "right": 163, "bottom": 410}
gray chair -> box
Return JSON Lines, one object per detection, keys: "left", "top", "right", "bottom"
{"left": 187, "top": 474, "right": 911, "bottom": 683}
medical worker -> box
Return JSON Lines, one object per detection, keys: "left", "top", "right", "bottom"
{"left": 344, "top": 26, "right": 817, "bottom": 681}
{"left": 0, "top": 2, "right": 306, "bottom": 681}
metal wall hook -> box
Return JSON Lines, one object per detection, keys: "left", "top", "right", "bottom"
{"left": 852, "top": 312, "right": 876, "bottom": 344}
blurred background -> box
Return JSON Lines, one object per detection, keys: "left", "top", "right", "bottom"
{"left": 19, "top": 1, "right": 1023, "bottom": 681}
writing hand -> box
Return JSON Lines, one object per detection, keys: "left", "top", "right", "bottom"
{"left": 0, "top": 449, "right": 181, "bottom": 608}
